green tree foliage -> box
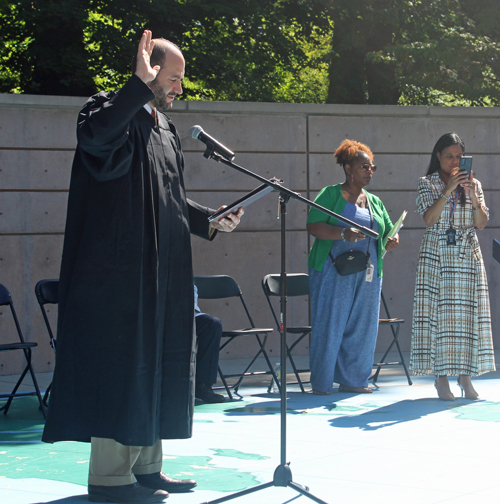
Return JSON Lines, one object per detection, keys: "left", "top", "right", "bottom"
{"left": 390, "top": 0, "right": 500, "bottom": 105}
{"left": 0, "top": 0, "right": 330, "bottom": 101}
{"left": 1, "top": 0, "right": 95, "bottom": 95}
{"left": 1, "top": 0, "right": 500, "bottom": 105}
{"left": 172, "top": 0, "right": 331, "bottom": 102}
{"left": 326, "top": 0, "right": 500, "bottom": 105}
{"left": 326, "top": 0, "right": 403, "bottom": 104}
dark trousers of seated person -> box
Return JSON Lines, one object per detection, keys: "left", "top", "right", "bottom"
{"left": 195, "top": 313, "right": 222, "bottom": 386}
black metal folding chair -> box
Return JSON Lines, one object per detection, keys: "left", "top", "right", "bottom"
{"left": 34, "top": 279, "right": 59, "bottom": 406}
{"left": 371, "top": 291, "right": 412, "bottom": 385}
{"left": 194, "top": 275, "right": 275, "bottom": 399}
{"left": 0, "top": 283, "right": 46, "bottom": 417}
{"left": 261, "top": 273, "right": 311, "bottom": 393}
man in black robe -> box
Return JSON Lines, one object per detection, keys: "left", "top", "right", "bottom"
{"left": 42, "top": 30, "right": 243, "bottom": 504}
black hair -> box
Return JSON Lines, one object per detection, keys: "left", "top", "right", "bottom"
{"left": 427, "top": 132, "right": 466, "bottom": 206}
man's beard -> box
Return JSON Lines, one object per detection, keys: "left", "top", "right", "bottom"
{"left": 149, "top": 80, "right": 172, "bottom": 112}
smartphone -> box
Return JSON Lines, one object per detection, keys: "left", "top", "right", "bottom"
{"left": 459, "top": 156, "right": 473, "bottom": 179}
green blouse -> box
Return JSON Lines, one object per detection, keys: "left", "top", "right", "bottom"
{"left": 307, "top": 184, "right": 393, "bottom": 277}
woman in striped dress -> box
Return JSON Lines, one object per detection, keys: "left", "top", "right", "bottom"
{"left": 410, "top": 132, "right": 495, "bottom": 400}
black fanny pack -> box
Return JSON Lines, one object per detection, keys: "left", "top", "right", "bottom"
{"left": 330, "top": 249, "right": 370, "bottom": 276}
{"left": 329, "top": 192, "right": 373, "bottom": 276}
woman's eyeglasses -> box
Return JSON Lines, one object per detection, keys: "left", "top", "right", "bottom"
{"left": 357, "top": 163, "right": 377, "bottom": 173}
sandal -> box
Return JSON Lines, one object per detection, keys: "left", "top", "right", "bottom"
{"left": 338, "top": 384, "right": 372, "bottom": 394}
{"left": 312, "top": 389, "right": 331, "bottom": 395}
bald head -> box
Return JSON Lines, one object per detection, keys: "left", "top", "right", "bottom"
{"left": 150, "top": 38, "right": 182, "bottom": 69}
{"left": 131, "top": 38, "right": 182, "bottom": 74}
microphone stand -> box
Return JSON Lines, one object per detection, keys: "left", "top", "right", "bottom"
{"left": 199, "top": 144, "right": 379, "bottom": 504}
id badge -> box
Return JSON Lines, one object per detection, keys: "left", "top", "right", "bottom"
{"left": 365, "top": 261, "right": 374, "bottom": 283}
{"left": 446, "top": 227, "right": 456, "bottom": 246}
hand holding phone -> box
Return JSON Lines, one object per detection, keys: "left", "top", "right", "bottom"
{"left": 459, "top": 156, "right": 472, "bottom": 179}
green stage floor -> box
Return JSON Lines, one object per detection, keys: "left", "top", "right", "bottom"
{"left": 1, "top": 356, "right": 500, "bottom": 504}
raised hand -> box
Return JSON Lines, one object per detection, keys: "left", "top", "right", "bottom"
{"left": 460, "top": 169, "right": 477, "bottom": 198}
{"left": 134, "top": 30, "right": 160, "bottom": 84}
{"left": 445, "top": 168, "right": 469, "bottom": 194}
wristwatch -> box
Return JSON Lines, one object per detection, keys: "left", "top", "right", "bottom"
{"left": 340, "top": 228, "right": 346, "bottom": 242}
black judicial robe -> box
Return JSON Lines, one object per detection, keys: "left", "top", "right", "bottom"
{"left": 42, "top": 75, "right": 214, "bottom": 446}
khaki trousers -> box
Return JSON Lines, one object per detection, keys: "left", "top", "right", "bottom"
{"left": 88, "top": 437, "right": 163, "bottom": 486}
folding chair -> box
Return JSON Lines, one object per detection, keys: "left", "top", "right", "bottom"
{"left": 34, "top": 279, "right": 59, "bottom": 406}
{"left": 194, "top": 275, "right": 275, "bottom": 399}
{"left": 371, "top": 291, "right": 412, "bottom": 385}
{"left": 262, "top": 273, "right": 311, "bottom": 393}
{"left": 0, "top": 283, "right": 46, "bottom": 417}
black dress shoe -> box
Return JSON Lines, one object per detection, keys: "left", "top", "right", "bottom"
{"left": 195, "top": 383, "right": 225, "bottom": 404}
{"left": 135, "top": 472, "right": 197, "bottom": 493}
{"left": 88, "top": 482, "right": 168, "bottom": 503}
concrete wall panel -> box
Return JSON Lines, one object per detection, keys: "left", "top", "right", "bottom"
{"left": 309, "top": 114, "right": 500, "bottom": 154}
{"left": 1, "top": 192, "right": 68, "bottom": 234}
{"left": 184, "top": 152, "right": 308, "bottom": 192}
{"left": 0, "top": 108, "right": 79, "bottom": 149}
{"left": 171, "top": 113, "right": 308, "bottom": 153}
{"left": 1, "top": 150, "right": 73, "bottom": 190}
{"left": 310, "top": 152, "right": 500, "bottom": 193}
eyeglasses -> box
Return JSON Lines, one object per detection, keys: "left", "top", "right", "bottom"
{"left": 357, "top": 163, "right": 377, "bottom": 173}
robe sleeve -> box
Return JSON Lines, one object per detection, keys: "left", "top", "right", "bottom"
{"left": 76, "top": 75, "right": 155, "bottom": 182}
{"left": 187, "top": 199, "right": 217, "bottom": 240}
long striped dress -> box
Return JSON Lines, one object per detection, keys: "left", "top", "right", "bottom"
{"left": 410, "top": 172, "right": 495, "bottom": 377}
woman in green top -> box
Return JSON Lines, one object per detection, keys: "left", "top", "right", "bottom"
{"left": 307, "top": 139, "right": 399, "bottom": 394}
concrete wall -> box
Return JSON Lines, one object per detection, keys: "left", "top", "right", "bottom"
{"left": 1, "top": 93, "right": 500, "bottom": 375}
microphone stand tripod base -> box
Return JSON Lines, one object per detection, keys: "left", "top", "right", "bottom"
{"left": 200, "top": 463, "right": 329, "bottom": 504}
{"left": 273, "top": 463, "right": 293, "bottom": 487}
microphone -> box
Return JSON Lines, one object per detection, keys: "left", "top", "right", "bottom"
{"left": 190, "top": 125, "right": 235, "bottom": 161}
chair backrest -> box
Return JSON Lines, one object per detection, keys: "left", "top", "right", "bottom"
{"left": 35, "top": 279, "right": 59, "bottom": 305}
{"left": 194, "top": 275, "right": 256, "bottom": 328}
{"left": 0, "top": 283, "right": 13, "bottom": 307}
{"left": 262, "top": 273, "right": 310, "bottom": 330}
{"left": 34, "top": 279, "right": 59, "bottom": 351}
{"left": 262, "top": 273, "right": 309, "bottom": 298}
{"left": 0, "top": 283, "right": 26, "bottom": 344}
{"left": 194, "top": 275, "right": 241, "bottom": 299}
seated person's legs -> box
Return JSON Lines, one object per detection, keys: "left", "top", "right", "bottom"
{"left": 195, "top": 313, "right": 225, "bottom": 403}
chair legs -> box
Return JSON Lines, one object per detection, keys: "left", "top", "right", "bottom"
{"left": 0, "top": 347, "right": 47, "bottom": 418}
{"left": 371, "top": 323, "right": 412, "bottom": 386}
{"left": 217, "top": 335, "right": 310, "bottom": 397}
{"left": 216, "top": 365, "right": 233, "bottom": 400}
{"left": 215, "top": 333, "right": 278, "bottom": 398}
{"left": 42, "top": 382, "right": 52, "bottom": 407}
{"left": 285, "top": 335, "right": 310, "bottom": 393}
{"left": 233, "top": 334, "right": 277, "bottom": 396}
